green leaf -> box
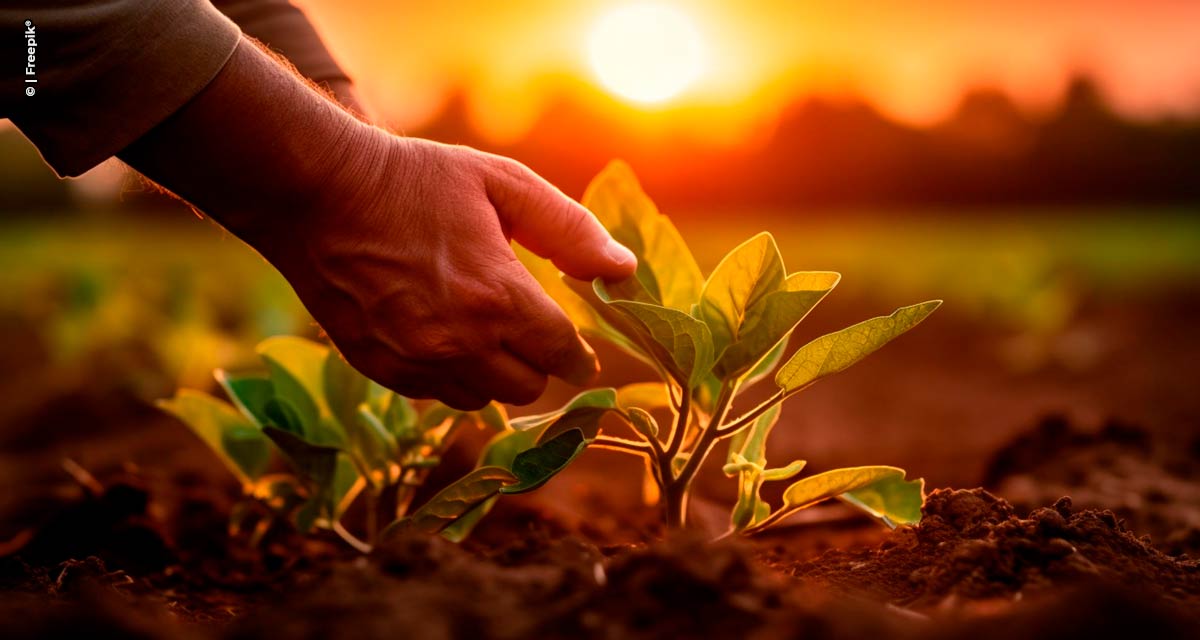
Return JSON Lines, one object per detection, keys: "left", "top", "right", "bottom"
{"left": 366, "top": 381, "right": 392, "bottom": 416}
{"left": 838, "top": 473, "right": 925, "bottom": 528}
{"left": 501, "top": 428, "right": 589, "bottom": 494}
{"left": 616, "top": 382, "right": 671, "bottom": 411}
{"left": 730, "top": 463, "right": 762, "bottom": 531}
{"left": 332, "top": 453, "right": 365, "bottom": 518}
{"left": 626, "top": 407, "right": 659, "bottom": 440}
{"left": 384, "top": 467, "right": 517, "bottom": 538}
{"left": 418, "top": 402, "right": 463, "bottom": 431}
{"left": 214, "top": 370, "right": 273, "bottom": 427}
{"left": 356, "top": 405, "right": 400, "bottom": 472}
{"left": 727, "top": 404, "right": 781, "bottom": 466}
{"left": 582, "top": 160, "right": 703, "bottom": 311}
{"left": 740, "top": 338, "right": 788, "bottom": 389}
{"left": 382, "top": 393, "right": 419, "bottom": 439}
{"left": 761, "top": 460, "right": 808, "bottom": 482}
{"left": 713, "top": 271, "right": 840, "bottom": 379}
{"left": 475, "top": 403, "right": 511, "bottom": 432}
{"left": 561, "top": 276, "right": 662, "bottom": 372}
{"left": 509, "top": 388, "right": 618, "bottom": 431}
{"left": 322, "top": 351, "right": 369, "bottom": 432}
{"left": 446, "top": 402, "right": 613, "bottom": 539}
{"left": 699, "top": 233, "right": 786, "bottom": 360}
{"left": 157, "top": 390, "right": 271, "bottom": 485}
{"left": 754, "top": 466, "right": 917, "bottom": 532}
{"left": 697, "top": 234, "right": 840, "bottom": 380}
{"left": 322, "top": 351, "right": 397, "bottom": 474}
{"left": 263, "top": 425, "right": 346, "bottom": 523}
{"left": 256, "top": 336, "right": 326, "bottom": 436}
{"left": 775, "top": 301, "right": 942, "bottom": 396}
{"left": 263, "top": 397, "right": 305, "bottom": 434}
{"left": 595, "top": 281, "right": 715, "bottom": 389}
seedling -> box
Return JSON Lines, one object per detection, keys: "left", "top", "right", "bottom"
{"left": 510, "top": 162, "right": 941, "bottom": 533}
{"left": 161, "top": 162, "right": 940, "bottom": 543}
{"left": 158, "top": 336, "right": 525, "bottom": 550}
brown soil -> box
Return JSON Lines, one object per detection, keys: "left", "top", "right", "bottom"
{"left": 3, "top": 293, "right": 1200, "bottom": 638}
{"left": 2, "top": 483, "right": 1197, "bottom": 639}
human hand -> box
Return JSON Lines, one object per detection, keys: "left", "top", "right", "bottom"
{"left": 258, "top": 133, "right": 637, "bottom": 410}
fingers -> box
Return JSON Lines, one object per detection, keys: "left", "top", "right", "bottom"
{"left": 454, "top": 350, "right": 549, "bottom": 407}
{"left": 339, "top": 336, "right": 551, "bottom": 409}
{"left": 504, "top": 275, "right": 600, "bottom": 387}
{"left": 484, "top": 155, "right": 637, "bottom": 281}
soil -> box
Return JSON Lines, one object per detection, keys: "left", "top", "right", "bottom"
{"left": 2, "top": 291, "right": 1199, "bottom": 638}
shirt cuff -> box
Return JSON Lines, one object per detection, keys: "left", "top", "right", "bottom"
{"left": 11, "top": 0, "right": 241, "bottom": 177}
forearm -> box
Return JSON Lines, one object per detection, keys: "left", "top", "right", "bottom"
{"left": 209, "top": 0, "right": 369, "bottom": 117}
{"left": 118, "top": 37, "right": 382, "bottom": 248}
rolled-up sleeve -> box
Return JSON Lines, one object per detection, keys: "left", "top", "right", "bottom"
{"left": 0, "top": 0, "right": 241, "bottom": 177}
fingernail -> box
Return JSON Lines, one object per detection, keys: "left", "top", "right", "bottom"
{"left": 604, "top": 238, "right": 637, "bottom": 268}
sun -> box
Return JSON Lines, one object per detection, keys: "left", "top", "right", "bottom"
{"left": 587, "top": 3, "right": 707, "bottom": 105}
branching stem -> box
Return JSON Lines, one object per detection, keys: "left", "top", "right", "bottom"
{"left": 663, "top": 389, "right": 691, "bottom": 466}
{"left": 593, "top": 435, "right": 653, "bottom": 455}
{"left": 716, "top": 390, "right": 786, "bottom": 436}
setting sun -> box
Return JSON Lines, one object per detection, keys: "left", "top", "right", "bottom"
{"left": 587, "top": 3, "right": 707, "bottom": 105}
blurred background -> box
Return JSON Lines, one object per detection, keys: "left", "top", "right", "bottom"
{"left": 2, "top": 1, "right": 1198, "bottom": 538}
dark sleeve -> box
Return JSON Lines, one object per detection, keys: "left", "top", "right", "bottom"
{"left": 210, "top": 0, "right": 350, "bottom": 86}
{"left": 0, "top": 0, "right": 242, "bottom": 177}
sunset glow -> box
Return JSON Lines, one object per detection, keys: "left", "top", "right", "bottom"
{"left": 295, "top": 0, "right": 1200, "bottom": 142}
{"left": 587, "top": 4, "right": 707, "bottom": 105}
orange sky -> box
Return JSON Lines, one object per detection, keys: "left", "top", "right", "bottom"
{"left": 297, "top": 0, "right": 1200, "bottom": 143}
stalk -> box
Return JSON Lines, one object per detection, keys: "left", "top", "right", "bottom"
{"left": 661, "top": 382, "right": 737, "bottom": 529}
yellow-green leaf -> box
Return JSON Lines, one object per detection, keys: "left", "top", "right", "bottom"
{"left": 714, "top": 271, "right": 841, "bottom": 379}
{"left": 727, "top": 404, "right": 781, "bottom": 466}
{"left": 595, "top": 281, "right": 714, "bottom": 388}
{"left": 257, "top": 337, "right": 348, "bottom": 447}
{"left": 582, "top": 160, "right": 703, "bottom": 310}
{"left": 775, "top": 301, "right": 942, "bottom": 395}
{"left": 385, "top": 467, "right": 517, "bottom": 538}
{"left": 509, "top": 387, "right": 618, "bottom": 431}
{"left": 699, "top": 233, "right": 786, "bottom": 360}
{"left": 761, "top": 460, "right": 807, "bottom": 482}
{"left": 626, "top": 407, "right": 659, "bottom": 440}
{"left": 157, "top": 390, "right": 271, "bottom": 486}
{"left": 616, "top": 382, "right": 671, "bottom": 411}
{"left": 257, "top": 336, "right": 330, "bottom": 417}
{"left": 263, "top": 425, "right": 349, "bottom": 524}
{"left": 838, "top": 473, "right": 925, "bottom": 527}
{"left": 214, "top": 370, "right": 273, "bottom": 427}
{"left": 760, "top": 466, "right": 913, "bottom": 530}
{"left": 322, "top": 350, "right": 369, "bottom": 433}
{"left": 501, "top": 428, "right": 589, "bottom": 494}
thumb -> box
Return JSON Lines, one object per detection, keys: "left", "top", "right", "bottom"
{"left": 485, "top": 155, "right": 636, "bottom": 280}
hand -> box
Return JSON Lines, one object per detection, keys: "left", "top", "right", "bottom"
{"left": 259, "top": 133, "right": 638, "bottom": 410}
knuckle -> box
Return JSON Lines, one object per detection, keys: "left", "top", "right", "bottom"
{"left": 407, "top": 326, "right": 464, "bottom": 360}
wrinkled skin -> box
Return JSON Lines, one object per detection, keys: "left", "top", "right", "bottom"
{"left": 120, "top": 39, "right": 636, "bottom": 410}
{"left": 266, "top": 135, "right": 638, "bottom": 410}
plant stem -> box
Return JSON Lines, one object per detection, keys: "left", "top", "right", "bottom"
{"left": 661, "top": 382, "right": 737, "bottom": 529}
{"left": 663, "top": 389, "right": 691, "bottom": 467}
{"left": 332, "top": 521, "right": 372, "bottom": 553}
{"left": 592, "top": 436, "right": 653, "bottom": 454}
{"left": 716, "top": 390, "right": 786, "bottom": 436}
{"left": 364, "top": 488, "right": 379, "bottom": 546}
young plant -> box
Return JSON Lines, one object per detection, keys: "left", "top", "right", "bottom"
{"left": 158, "top": 336, "right": 520, "bottom": 550}
{"left": 512, "top": 161, "right": 941, "bottom": 533}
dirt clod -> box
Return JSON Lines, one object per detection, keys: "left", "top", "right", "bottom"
{"left": 786, "top": 488, "right": 1200, "bottom": 608}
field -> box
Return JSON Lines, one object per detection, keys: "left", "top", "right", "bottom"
{"left": 2, "top": 209, "right": 1199, "bottom": 637}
